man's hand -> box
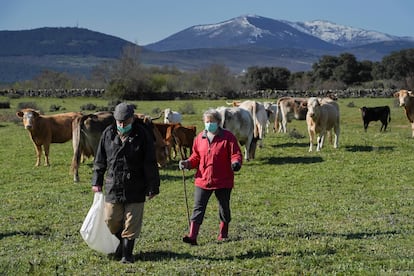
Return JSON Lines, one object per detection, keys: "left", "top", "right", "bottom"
{"left": 92, "top": 186, "right": 102, "bottom": 193}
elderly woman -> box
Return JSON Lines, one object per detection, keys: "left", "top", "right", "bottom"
{"left": 179, "top": 108, "right": 243, "bottom": 245}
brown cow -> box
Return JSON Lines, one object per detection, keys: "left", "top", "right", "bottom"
{"left": 172, "top": 125, "right": 197, "bottom": 160}
{"left": 394, "top": 89, "right": 414, "bottom": 137}
{"left": 16, "top": 109, "right": 81, "bottom": 166}
{"left": 275, "top": 97, "right": 308, "bottom": 133}
{"left": 71, "top": 111, "right": 115, "bottom": 182}
{"left": 153, "top": 122, "right": 181, "bottom": 160}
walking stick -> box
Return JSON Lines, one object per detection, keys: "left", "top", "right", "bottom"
{"left": 182, "top": 169, "right": 191, "bottom": 228}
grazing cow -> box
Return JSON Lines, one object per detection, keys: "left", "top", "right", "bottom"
{"left": 71, "top": 111, "right": 115, "bottom": 182}
{"left": 238, "top": 100, "right": 268, "bottom": 147}
{"left": 275, "top": 97, "right": 308, "bottom": 133}
{"left": 172, "top": 125, "right": 197, "bottom": 160}
{"left": 16, "top": 109, "right": 81, "bottom": 167}
{"left": 263, "top": 102, "right": 280, "bottom": 133}
{"left": 394, "top": 89, "right": 414, "bottom": 137}
{"left": 360, "top": 106, "right": 391, "bottom": 132}
{"left": 306, "top": 97, "right": 340, "bottom": 152}
{"left": 216, "top": 106, "right": 257, "bottom": 160}
{"left": 163, "top": 108, "right": 182, "bottom": 124}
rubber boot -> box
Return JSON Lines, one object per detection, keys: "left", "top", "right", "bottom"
{"left": 114, "top": 231, "right": 122, "bottom": 260}
{"left": 217, "top": 221, "right": 228, "bottom": 241}
{"left": 120, "top": 238, "right": 135, "bottom": 264}
{"left": 182, "top": 221, "right": 200, "bottom": 245}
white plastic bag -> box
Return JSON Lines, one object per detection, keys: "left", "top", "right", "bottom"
{"left": 80, "top": 192, "right": 120, "bottom": 254}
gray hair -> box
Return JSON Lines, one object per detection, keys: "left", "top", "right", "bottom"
{"left": 203, "top": 108, "right": 222, "bottom": 123}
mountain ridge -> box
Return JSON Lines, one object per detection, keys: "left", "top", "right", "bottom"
{"left": 1, "top": 15, "right": 414, "bottom": 83}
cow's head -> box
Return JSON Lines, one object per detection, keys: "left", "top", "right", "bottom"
{"left": 306, "top": 98, "right": 320, "bottom": 119}
{"left": 360, "top": 106, "right": 367, "bottom": 117}
{"left": 16, "top": 109, "right": 40, "bottom": 130}
{"left": 394, "top": 90, "right": 412, "bottom": 107}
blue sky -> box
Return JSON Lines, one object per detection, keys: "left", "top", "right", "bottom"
{"left": 1, "top": 0, "right": 413, "bottom": 45}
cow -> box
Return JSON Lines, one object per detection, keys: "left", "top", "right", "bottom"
{"left": 163, "top": 108, "right": 182, "bottom": 124}
{"left": 238, "top": 100, "right": 268, "bottom": 147}
{"left": 306, "top": 97, "right": 340, "bottom": 152}
{"left": 360, "top": 106, "right": 391, "bottom": 132}
{"left": 394, "top": 89, "right": 414, "bottom": 137}
{"left": 16, "top": 109, "right": 81, "bottom": 167}
{"left": 71, "top": 111, "right": 115, "bottom": 182}
{"left": 172, "top": 125, "right": 197, "bottom": 160}
{"left": 263, "top": 101, "right": 279, "bottom": 133}
{"left": 216, "top": 106, "right": 257, "bottom": 160}
{"left": 275, "top": 97, "right": 308, "bottom": 133}
{"left": 153, "top": 122, "right": 181, "bottom": 160}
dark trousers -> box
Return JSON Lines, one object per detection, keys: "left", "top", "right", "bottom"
{"left": 190, "top": 186, "right": 232, "bottom": 225}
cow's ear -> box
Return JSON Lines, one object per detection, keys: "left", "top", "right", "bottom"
{"left": 394, "top": 92, "right": 400, "bottom": 97}
{"left": 409, "top": 91, "right": 413, "bottom": 95}
{"left": 16, "top": 111, "right": 24, "bottom": 118}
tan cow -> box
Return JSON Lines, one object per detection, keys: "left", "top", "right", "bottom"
{"left": 306, "top": 97, "right": 340, "bottom": 152}
{"left": 275, "top": 97, "right": 308, "bottom": 133}
{"left": 16, "top": 109, "right": 81, "bottom": 166}
{"left": 394, "top": 89, "right": 414, "bottom": 137}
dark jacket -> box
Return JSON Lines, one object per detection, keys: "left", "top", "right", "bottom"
{"left": 91, "top": 120, "right": 160, "bottom": 203}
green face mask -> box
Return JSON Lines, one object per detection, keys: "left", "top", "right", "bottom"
{"left": 117, "top": 123, "right": 132, "bottom": 134}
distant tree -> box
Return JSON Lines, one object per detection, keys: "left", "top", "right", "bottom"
{"left": 382, "top": 48, "right": 414, "bottom": 89}
{"left": 243, "top": 66, "right": 290, "bottom": 90}
{"left": 333, "top": 53, "right": 360, "bottom": 85}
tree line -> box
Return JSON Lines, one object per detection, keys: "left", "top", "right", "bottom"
{"left": 4, "top": 45, "right": 414, "bottom": 99}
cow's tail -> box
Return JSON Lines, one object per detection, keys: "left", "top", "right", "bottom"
{"left": 252, "top": 102, "right": 260, "bottom": 139}
{"left": 70, "top": 117, "right": 82, "bottom": 178}
{"left": 274, "top": 101, "right": 281, "bottom": 133}
{"left": 388, "top": 106, "right": 391, "bottom": 122}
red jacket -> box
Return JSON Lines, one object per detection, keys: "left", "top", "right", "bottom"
{"left": 187, "top": 128, "right": 243, "bottom": 190}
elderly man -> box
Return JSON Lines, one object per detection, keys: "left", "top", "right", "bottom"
{"left": 91, "top": 102, "right": 160, "bottom": 263}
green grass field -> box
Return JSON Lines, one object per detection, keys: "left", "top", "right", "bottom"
{"left": 0, "top": 97, "right": 413, "bottom": 275}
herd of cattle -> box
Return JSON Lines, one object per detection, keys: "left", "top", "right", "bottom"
{"left": 15, "top": 89, "right": 413, "bottom": 182}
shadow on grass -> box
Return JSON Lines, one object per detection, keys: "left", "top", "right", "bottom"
{"left": 258, "top": 156, "right": 324, "bottom": 165}
{"left": 137, "top": 249, "right": 273, "bottom": 262}
{"left": 271, "top": 142, "right": 309, "bottom": 148}
{"left": 290, "top": 230, "right": 400, "bottom": 240}
{"left": 345, "top": 145, "right": 394, "bottom": 152}
{"left": 0, "top": 227, "right": 51, "bottom": 240}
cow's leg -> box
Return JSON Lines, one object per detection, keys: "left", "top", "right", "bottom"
{"left": 34, "top": 144, "right": 42, "bottom": 166}
{"left": 308, "top": 130, "right": 314, "bottom": 152}
{"left": 333, "top": 131, "right": 339, "bottom": 149}
{"left": 411, "top": 122, "right": 414, "bottom": 138}
{"left": 43, "top": 143, "right": 50, "bottom": 166}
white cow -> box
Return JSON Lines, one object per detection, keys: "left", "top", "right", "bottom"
{"left": 164, "top": 108, "right": 182, "bottom": 124}
{"left": 238, "top": 100, "right": 268, "bottom": 147}
{"left": 263, "top": 102, "right": 279, "bottom": 133}
{"left": 216, "top": 106, "right": 257, "bottom": 160}
{"left": 306, "top": 97, "right": 340, "bottom": 152}
{"left": 275, "top": 97, "right": 308, "bottom": 133}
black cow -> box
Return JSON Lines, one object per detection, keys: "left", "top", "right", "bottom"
{"left": 360, "top": 106, "right": 391, "bottom": 132}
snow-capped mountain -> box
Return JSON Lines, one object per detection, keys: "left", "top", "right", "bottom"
{"left": 285, "top": 20, "right": 399, "bottom": 47}
{"left": 145, "top": 15, "right": 339, "bottom": 51}
{"left": 145, "top": 15, "right": 412, "bottom": 51}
